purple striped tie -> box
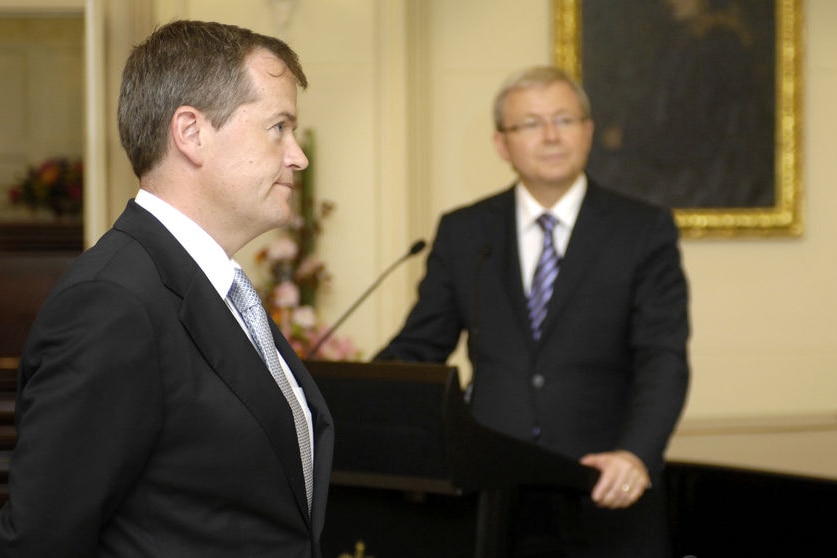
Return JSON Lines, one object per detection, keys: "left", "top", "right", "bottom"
{"left": 528, "top": 214, "right": 560, "bottom": 341}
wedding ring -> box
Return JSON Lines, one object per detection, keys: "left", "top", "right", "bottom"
{"left": 621, "top": 484, "right": 631, "bottom": 492}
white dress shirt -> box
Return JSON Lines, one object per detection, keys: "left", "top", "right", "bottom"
{"left": 516, "top": 175, "right": 586, "bottom": 296}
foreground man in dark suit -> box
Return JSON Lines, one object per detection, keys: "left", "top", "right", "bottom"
{"left": 0, "top": 20, "right": 333, "bottom": 557}
{"left": 376, "top": 66, "right": 689, "bottom": 556}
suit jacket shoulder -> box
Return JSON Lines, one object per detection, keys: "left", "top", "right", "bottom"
{"left": 4, "top": 200, "right": 332, "bottom": 557}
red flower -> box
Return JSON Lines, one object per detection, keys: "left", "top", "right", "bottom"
{"left": 38, "top": 160, "right": 61, "bottom": 185}
{"left": 8, "top": 157, "right": 83, "bottom": 216}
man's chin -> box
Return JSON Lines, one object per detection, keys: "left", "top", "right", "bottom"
{"left": 271, "top": 207, "right": 294, "bottom": 229}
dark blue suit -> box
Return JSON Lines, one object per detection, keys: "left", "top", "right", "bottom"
{"left": 378, "top": 182, "right": 689, "bottom": 556}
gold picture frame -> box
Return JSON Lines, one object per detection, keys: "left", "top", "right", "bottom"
{"left": 553, "top": 0, "right": 803, "bottom": 238}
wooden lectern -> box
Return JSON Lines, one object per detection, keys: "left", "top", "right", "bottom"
{"left": 306, "top": 360, "right": 598, "bottom": 557}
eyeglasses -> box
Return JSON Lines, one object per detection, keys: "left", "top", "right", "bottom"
{"left": 500, "top": 115, "right": 588, "bottom": 135}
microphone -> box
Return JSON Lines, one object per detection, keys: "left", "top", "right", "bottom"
{"left": 305, "top": 239, "right": 427, "bottom": 359}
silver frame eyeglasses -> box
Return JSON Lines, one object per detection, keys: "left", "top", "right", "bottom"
{"left": 500, "top": 115, "right": 588, "bottom": 135}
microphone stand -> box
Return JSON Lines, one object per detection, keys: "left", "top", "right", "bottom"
{"left": 306, "top": 240, "right": 426, "bottom": 359}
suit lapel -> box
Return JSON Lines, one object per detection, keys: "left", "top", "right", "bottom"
{"left": 179, "top": 279, "right": 313, "bottom": 521}
{"left": 268, "top": 319, "right": 334, "bottom": 529}
{"left": 490, "top": 189, "right": 537, "bottom": 350}
{"left": 114, "top": 201, "right": 315, "bottom": 523}
{"left": 537, "top": 184, "right": 611, "bottom": 342}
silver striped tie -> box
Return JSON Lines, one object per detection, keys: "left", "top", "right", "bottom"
{"left": 228, "top": 268, "right": 313, "bottom": 513}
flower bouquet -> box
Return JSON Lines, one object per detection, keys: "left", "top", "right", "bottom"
{"left": 8, "top": 157, "right": 83, "bottom": 217}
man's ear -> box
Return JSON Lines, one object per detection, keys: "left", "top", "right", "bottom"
{"left": 493, "top": 130, "right": 511, "bottom": 163}
{"left": 170, "top": 106, "right": 207, "bottom": 166}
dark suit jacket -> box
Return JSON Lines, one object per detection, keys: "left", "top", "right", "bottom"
{"left": 377, "top": 182, "right": 689, "bottom": 554}
{"left": 0, "top": 201, "right": 334, "bottom": 557}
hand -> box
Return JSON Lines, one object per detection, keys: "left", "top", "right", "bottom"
{"left": 580, "top": 450, "right": 650, "bottom": 509}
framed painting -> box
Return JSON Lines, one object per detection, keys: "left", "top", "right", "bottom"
{"left": 553, "top": 0, "right": 803, "bottom": 238}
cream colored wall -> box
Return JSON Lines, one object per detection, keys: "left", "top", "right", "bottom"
{"left": 37, "top": 0, "right": 833, "bottom": 422}
{"left": 683, "top": 1, "right": 837, "bottom": 419}
{"left": 0, "top": 0, "right": 83, "bottom": 9}
{"left": 0, "top": 16, "right": 84, "bottom": 209}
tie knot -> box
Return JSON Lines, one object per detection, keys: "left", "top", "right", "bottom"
{"left": 228, "top": 268, "right": 261, "bottom": 314}
{"left": 536, "top": 213, "right": 558, "bottom": 234}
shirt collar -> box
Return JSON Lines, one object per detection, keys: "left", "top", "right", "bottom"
{"left": 135, "top": 189, "right": 238, "bottom": 299}
{"left": 515, "top": 174, "right": 587, "bottom": 231}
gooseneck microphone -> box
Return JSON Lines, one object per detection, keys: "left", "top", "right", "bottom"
{"left": 305, "top": 239, "right": 427, "bottom": 359}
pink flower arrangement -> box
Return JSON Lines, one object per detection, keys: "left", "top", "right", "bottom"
{"left": 256, "top": 199, "right": 360, "bottom": 361}
{"left": 8, "top": 157, "right": 83, "bottom": 216}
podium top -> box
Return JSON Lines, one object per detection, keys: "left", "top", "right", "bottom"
{"left": 305, "top": 360, "right": 598, "bottom": 495}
